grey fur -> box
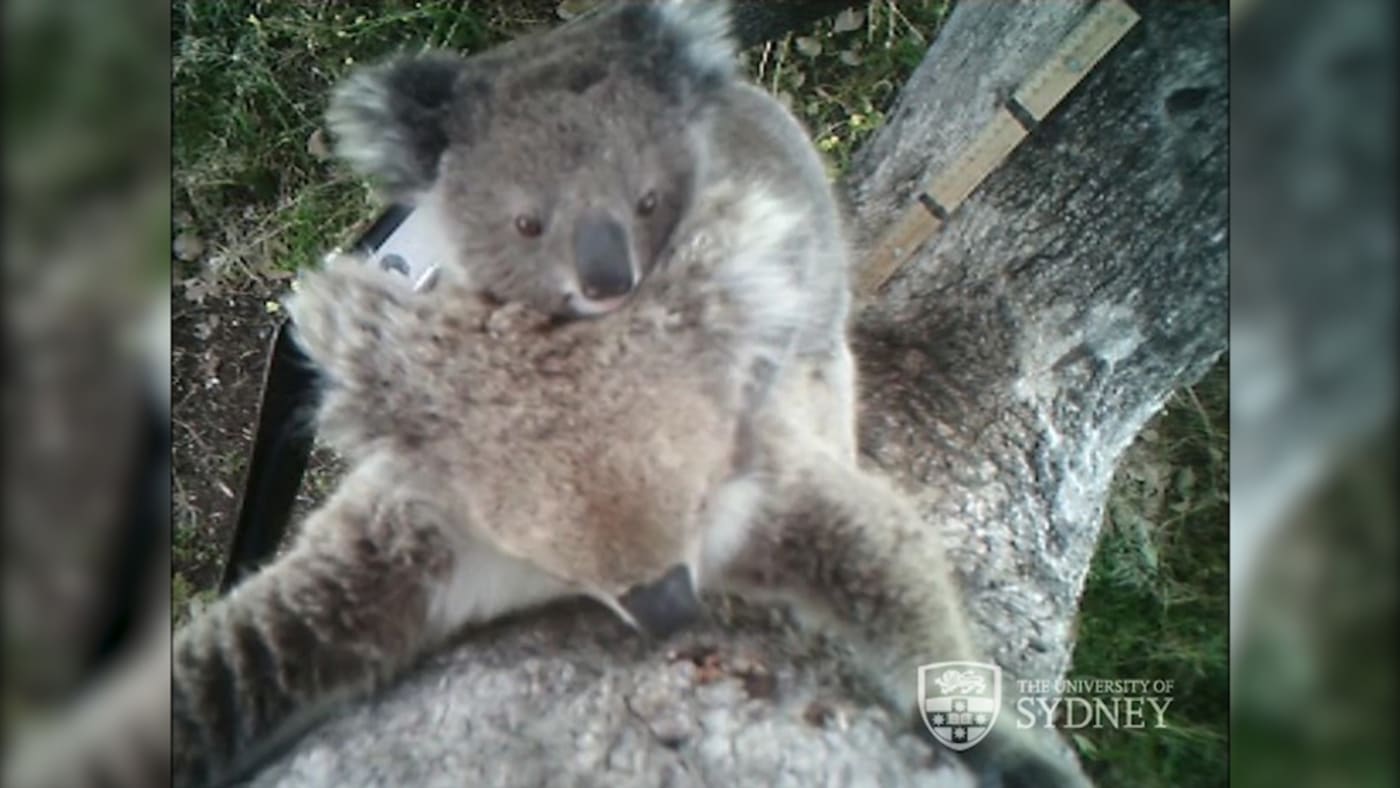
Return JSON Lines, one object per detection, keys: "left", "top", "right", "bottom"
{"left": 325, "top": 0, "right": 843, "bottom": 340}
{"left": 175, "top": 2, "right": 1086, "bottom": 787}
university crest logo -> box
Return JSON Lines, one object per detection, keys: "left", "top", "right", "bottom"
{"left": 917, "top": 661, "right": 1002, "bottom": 751}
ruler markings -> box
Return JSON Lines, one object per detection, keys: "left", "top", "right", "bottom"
{"left": 858, "top": 0, "right": 1141, "bottom": 295}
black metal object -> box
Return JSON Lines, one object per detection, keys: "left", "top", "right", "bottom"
{"left": 218, "top": 206, "right": 410, "bottom": 593}
{"left": 215, "top": 1, "right": 864, "bottom": 595}
{"left": 216, "top": 320, "right": 320, "bottom": 593}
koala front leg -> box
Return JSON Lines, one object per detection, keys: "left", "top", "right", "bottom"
{"left": 173, "top": 462, "right": 459, "bottom": 788}
{"left": 726, "top": 445, "right": 1089, "bottom": 787}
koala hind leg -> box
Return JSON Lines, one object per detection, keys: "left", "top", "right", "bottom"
{"left": 726, "top": 441, "right": 1088, "bottom": 787}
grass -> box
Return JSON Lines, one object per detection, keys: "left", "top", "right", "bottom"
{"left": 1069, "top": 360, "right": 1229, "bottom": 786}
{"left": 1230, "top": 430, "right": 1395, "bottom": 788}
{"left": 172, "top": 1, "right": 947, "bottom": 275}
{"left": 172, "top": 2, "right": 1227, "bottom": 784}
{"left": 743, "top": 1, "right": 948, "bottom": 171}
{"left": 173, "top": 0, "right": 554, "bottom": 276}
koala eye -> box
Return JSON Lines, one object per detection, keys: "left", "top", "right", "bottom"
{"left": 514, "top": 214, "right": 543, "bottom": 238}
{"left": 636, "top": 190, "right": 658, "bottom": 217}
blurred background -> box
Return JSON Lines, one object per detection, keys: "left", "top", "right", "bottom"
{"left": 1229, "top": 0, "right": 1396, "bottom": 785}
{"left": 0, "top": 0, "right": 1393, "bottom": 786}
{"left": 3, "top": 0, "right": 170, "bottom": 785}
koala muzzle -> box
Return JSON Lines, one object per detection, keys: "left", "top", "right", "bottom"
{"left": 573, "top": 216, "right": 636, "bottom": 300}
{"left": 618, "top": 564, "right": 700, "bottom": 638}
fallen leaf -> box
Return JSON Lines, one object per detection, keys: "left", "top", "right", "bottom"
{"left": 795, "top": 36, "right": 822, "bottom": 57}
{"left": 833, "top": 7, "right": 865, "bottom": 33}
{"left": 306, "top": 128, "right": 332, "bottom": 161}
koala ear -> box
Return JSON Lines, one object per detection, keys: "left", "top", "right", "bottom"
{"left": 326, "top": 52, "right": 488, "bottom": 199}
{"left": 608, "top": 0, "right": 735, "bottom": 106}
{"left": 654, "top": 0, "right": 737, "bottom": 86}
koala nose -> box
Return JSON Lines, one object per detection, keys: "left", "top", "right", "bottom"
{"left": 618, "top": 564, "right": 700, "bottom": 638}
{"left": 573, "top": 217, "right": 636, "bottom": 300}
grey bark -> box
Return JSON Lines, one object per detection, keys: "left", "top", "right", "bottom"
{"left": 253, "top": 1, "right": 1228, "bottom": 785}
{"left": 845, "top": 0, "right": 1227, "bottom": 687}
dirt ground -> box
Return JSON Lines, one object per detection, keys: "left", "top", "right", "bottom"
{"left": 171, "top": 276, "right": 280, "bottom": 593}
{"left": 172, "top": 271, "right": 345, "bottom": 613}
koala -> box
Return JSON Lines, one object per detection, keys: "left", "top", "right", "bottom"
{"left": 173, "top": 3, "right": 1088, "bottom": 787}
{"left": 325, "top": 0, "right": 856, "bottom": 450}
{"left": 174, "top": 184, "right": 1082, "bottom": 788}
{"left": 173, "top": 178, "right": 814, "bottom": 787}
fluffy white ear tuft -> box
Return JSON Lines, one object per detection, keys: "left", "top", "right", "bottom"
{"left": 657, "top": 0, "right": 737, "bottom": 81}
{"left": 327, "top": 69, "right": 413, "bottom": 193}
{"left": 325, "top": 52, "right": 473, "bottom": 201}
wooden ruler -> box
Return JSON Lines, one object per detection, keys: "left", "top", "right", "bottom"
{"left": 857, "top": 0, "right": 1141, "bottom": 295}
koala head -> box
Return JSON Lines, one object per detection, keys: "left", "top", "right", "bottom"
{"left": 327, "top": 1, "right": 736, "bottom": 318}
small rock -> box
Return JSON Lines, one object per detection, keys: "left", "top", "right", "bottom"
{"left": 174, "top": 232, "right": 205, "bottom": 262}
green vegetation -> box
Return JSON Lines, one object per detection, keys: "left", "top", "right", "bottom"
{"left": 174, "top": 0, "right": 545, "bottom": 275}
{"left": 1070, "top": 360, "right": 1229, "bottom": 786}
{"left": 173, "top": 1, "right": 947, "bottom": 272}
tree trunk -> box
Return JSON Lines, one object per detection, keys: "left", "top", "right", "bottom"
{"left": 251, "top": 1, "right": 1227, "bottom": 785}
{"left": 845, "top": 0, "right": 1226, "bottom": 687}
